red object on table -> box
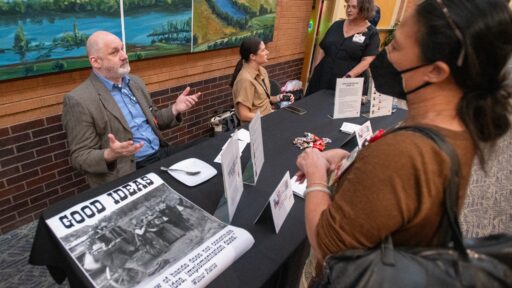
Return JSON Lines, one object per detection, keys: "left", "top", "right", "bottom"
{"left": 368, "top": 129, "right": 385, "bottom": 143}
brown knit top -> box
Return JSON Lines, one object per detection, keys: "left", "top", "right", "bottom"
{"left": 315, "top": 125, "right": 475, "bottom": 269}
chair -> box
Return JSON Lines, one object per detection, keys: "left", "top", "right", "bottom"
{"left": 270, "top": 79, "right": 282, "bottom": 109}
{"left": 270, "top": 79, "right": 281, "bottom": 97}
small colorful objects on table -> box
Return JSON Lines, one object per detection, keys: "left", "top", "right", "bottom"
{"left": 293, "top": 132, "right": 332, "bottom": 151}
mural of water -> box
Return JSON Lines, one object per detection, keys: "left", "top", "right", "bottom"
{"left": 0, "top": 0, "right": 276, "bottom": 81}
{"left": 0, "top": 10, "right": 190, "bottom": 66}
{"left": 214, "top": 0, "right": 246, "bottom": 18}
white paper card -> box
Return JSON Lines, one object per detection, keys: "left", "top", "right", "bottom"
{"left": 369, "top": 88, "right": 393, "bottom": 118}
{"left": 355, "top": 121, "right": 373, "bottom": 148}
{"left": 214, "top": 136, "right": 248, "bottom": 163}
{"left": 269, "top": 172, "right": 295, "bottom": 233}
{"left": 249, "top": 111, "right": 265, "bottom": 183}
{"left": 333, "top": 78, "right": 364, "bottom": 119}
{"left": 233, "top": 128, "right": 251, "bottom": 143}
{"left": 290, "top": 176, "right": 307, "bottom": 198}
{"left": 340, "top": 122, "right": 361, "bottom": 134}
{"left": 221, "top": 133, "right": 244, "bottom": 222}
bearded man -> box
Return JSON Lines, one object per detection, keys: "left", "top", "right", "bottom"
{"left": 62, "top": 31, "right": 200, "bottom": 187}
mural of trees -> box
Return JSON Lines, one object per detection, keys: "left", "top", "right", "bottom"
{"left": 0, "top": 0, "right": 276, "bottom": 81}
{"left": 193, "top": 0, "right": 276, "bottom": 52}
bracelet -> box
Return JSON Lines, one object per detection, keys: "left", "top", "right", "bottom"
{"left": 306, "top": 182, "right": 329, "bottom": 188}
{"left": 303, "top": 185, "right": 332, "bottom": 198}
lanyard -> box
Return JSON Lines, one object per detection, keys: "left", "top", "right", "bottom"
{"left": 257, "top": 79, "right": 271, "bottom": 99}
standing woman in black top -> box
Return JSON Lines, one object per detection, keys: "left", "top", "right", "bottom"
{"left": 305, "top": 0, "right": 380, "bottom": 96}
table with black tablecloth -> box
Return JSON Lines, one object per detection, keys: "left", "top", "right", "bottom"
{"left": 30, "top": 90, "right": 407, "bottom": 288}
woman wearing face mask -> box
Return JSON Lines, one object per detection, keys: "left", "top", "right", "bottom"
{"left": 230, "top": 37, "right": 294, "bottom": 122}
{"left": 296, "top": 0, "right": 512, "bottom": 283}
{"left": 305, "top": 0, "right": 380, "bottom": 96}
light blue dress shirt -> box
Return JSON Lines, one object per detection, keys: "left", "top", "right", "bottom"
{"left": 95, "top": 72, "right": 160, "bottom": 161}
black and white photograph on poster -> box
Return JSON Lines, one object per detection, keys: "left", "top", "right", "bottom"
{"left": 46, "top": 173, "right": 254, "bottom": 288}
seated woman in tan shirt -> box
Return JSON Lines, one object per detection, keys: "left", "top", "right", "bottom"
{"left": 230, "top": 37, "right": 293, "bottom": 122}
{"left": 295, "top": 0, "right": 512, "bottom": 282}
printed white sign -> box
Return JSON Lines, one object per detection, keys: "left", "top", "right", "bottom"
{"left": 355, "top": 121, "right": 373, "bottom": 148}
{"left": 221, "top": 133, "right": 244, "bottom": 222}
{"left": 269, "top": 172, "right": 295, "bottom": 233}
{"left": 333, "top": 78, "right": 364, "bottom": 119}
{"left": 248, "top": 111, "right": 265, "bottom": 183}
{"left": 369, "top": 88, "right": 393, "bottom": 118}
{"left": 213, "top": 129, "right": 250, "bottom": 163}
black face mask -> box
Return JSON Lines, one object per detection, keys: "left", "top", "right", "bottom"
{"left": 370, "top": 49, "right": 432, "bottom": 100}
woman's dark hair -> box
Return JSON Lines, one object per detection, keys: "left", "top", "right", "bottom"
{"left": 416, "top": 0, "right": 512, "bottom": 164}
{"left": 346, "top": 0, "right": 375, "bottom": 21}
{"left": 230, "top": 37, "right": 263, "bottom": 87}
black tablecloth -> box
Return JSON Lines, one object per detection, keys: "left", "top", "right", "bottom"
{"left": 29, "top": 90, "right": 407, "bottom": 288}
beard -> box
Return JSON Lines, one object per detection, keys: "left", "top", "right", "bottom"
{"left": 118, "top": 62, "right": 131, "bottom": 76}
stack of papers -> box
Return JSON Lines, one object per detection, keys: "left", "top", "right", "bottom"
{"left": 340, "top": 122, "right": 361, "bottom": 134}
{"left": 290, "top": 175, "right": 307, "bottom": 198}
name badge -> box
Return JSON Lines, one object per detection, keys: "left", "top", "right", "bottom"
{"left": 353, "top": 33, "right": 365, "bottom": 43}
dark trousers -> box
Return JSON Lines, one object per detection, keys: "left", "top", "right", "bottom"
{"left": 135, "top": 137, "right": 208, "bottom": 169}
{"left": 136, "top": 146, "right": 174, "bottom": 169}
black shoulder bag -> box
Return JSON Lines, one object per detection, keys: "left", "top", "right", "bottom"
{"left": 312, "top": 126, "right": 512, "bottom": 288}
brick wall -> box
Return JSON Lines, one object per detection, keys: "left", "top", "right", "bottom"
{"left": 0, "top": 58, "right": 303, "bottom": 234}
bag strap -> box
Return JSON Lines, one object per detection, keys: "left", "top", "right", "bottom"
{"left": 258, "top": 79, "right": 271, "bottom": 99}
{"left": 387, "top": 126, "right": 468, "bottom": 258}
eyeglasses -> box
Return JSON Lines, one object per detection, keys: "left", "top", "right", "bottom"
{"left": 435, "top": 0, "right": 465, "bottom": 66}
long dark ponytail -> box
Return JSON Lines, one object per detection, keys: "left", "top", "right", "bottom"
{"left": 230, "top": 37, "right": 263, "bottom": 87}
{"left": 416, "top": 0, "right": 512, "bottom": 165}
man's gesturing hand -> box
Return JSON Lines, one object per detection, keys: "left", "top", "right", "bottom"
{"left": 104, "top": 133, "right": 144, "bottom": 162}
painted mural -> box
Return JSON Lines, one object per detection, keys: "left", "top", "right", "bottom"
{"left": 0, "top": 0, "right": 276, "bottom": 81}
{"left": 192, "top": 0, "right": 276, "bottom": 52}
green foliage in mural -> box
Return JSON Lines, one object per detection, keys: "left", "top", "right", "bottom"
{"left": 0, "top": 0, "right": 276, "bottom": 81}
{"left": 53, "top": 21, "right": 88, "bottom": 50}
{"left": 148, "top": 18, "right": 191, "bottom": 45}
{"left": 0, "top": 0, "right": 191, "bottom": 15}
{"left": 13, "top": 24, "right": 28, "bottom": 58}
{"left": 193, "top": 0, "right": 276, "bottom": 52}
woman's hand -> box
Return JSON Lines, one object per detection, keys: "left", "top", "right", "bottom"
{"left": 296, "top": 148, "right": 330, "bottom": 184}
{"left": 295, "top": 149, "right": 350, "bottom": 183}
{"left": 322, "top": 149, "right": 350, "bottom": 170}
{"left": 281, "top": 93, "right": 295, "bottom": 103}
